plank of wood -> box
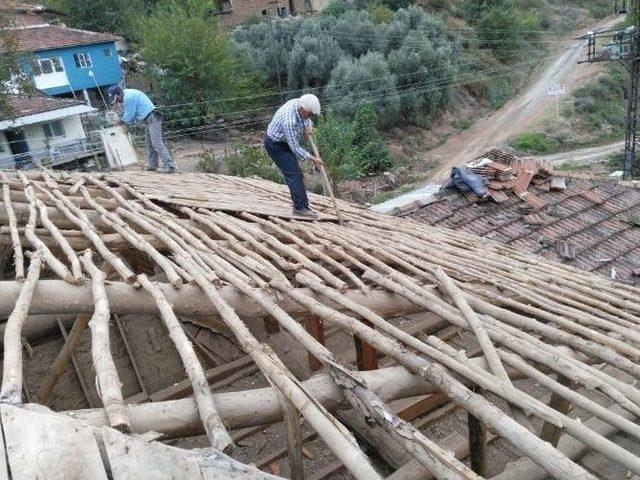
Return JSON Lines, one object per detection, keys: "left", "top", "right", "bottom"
{"left": 397, "top": 392, "right": 448, "bottom": 422}
{"left": 354, "top": 319, "right": 378, "bottom": 371}
{"left": 101, "top": 426, "right": 203, "bottom": 479}
{"left": 183, "top": 327, "right": 221, "bottom": 368}
{"left": 57, "top": 318, "right": 97, "bottom": 408}
{"left": 0, "top": 407, "right": 9, "bottom": 480}
{"left": 1, "top": 404, "right": 107, "bottom": 480}
{"left": 114, "top": 314, "right": 149, "bottom": 399}
{"left": 306, "top": 315, "right": 325, "bottom": 372}
{"left": 279, "top": 393, "right": 304, "bottom": 480}
{"left": 146, "top": 327, "right": 162, "bottom": 353}
{"left": 149, "top": 355, "right": 255, "bottom": 402}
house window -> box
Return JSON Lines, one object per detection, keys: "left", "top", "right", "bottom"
{"left": 0, "top": 137, "right": 5, "bottom": 153}
{"left": 73, "top": 53, "right": 93, "bottom": 69}
{"left": 42, "top": 121, "right": 66, "bottom": 139}
{"left": 103, "top": 48, "right": 113, "bottom": 57}
{"left": 277, "top": 6, "right": 286, "bottom": 17}
{"left": 32, "top": 57, "right": 64, "bottom": 76}
{"left": 262, "top": 9, "right": 267, "bottom": 15}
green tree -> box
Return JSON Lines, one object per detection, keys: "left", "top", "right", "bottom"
{"left": 327, "top": 52, "right": 400, "bottom": 126}
{"left": 139, "top": 0, "right": 259, "bottom": 126}
{"left": 316, "top": 105, "right": 392, "bottom": 180}
{"left": 286, "top": 35, "right": 344, "bottom": 89}
{"left": 0, "top": 13, "right": 33, "bottom": 116}
{"left": 321, "top": 0, "right": 352, "bottom": 17}
{"left": 387, "top": 31, "right": 454, "bottom": 125}
{"left": 465, "top": 0, "right": 540, "bottom": 63}
{"left": 46, "top": 0, "right": 149, "bottom": 39}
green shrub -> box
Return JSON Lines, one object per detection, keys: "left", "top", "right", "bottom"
{"left": 510, "top": 132, "right": 560, "bottom": 154}
{"left": 316, "top": 105, "right": 393, "bottom": 180}
{"left": 196, "top": 149, "right": 222, "bottom": 173}
{"left": 370, "top": 3, "right": 394, "bottom": 23}
{"left": 227, "top": 147, "right": 284, "bottom": 184}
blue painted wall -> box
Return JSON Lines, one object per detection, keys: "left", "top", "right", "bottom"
{"left": 33, "top": 42, "right": 122, "bottom": 96}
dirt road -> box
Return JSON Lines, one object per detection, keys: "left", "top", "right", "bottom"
{"left": 426, "top": 15, "right": 623, "bottom": 182}
{"left": 537, "top": 140, "right": 624, "bottom": 167}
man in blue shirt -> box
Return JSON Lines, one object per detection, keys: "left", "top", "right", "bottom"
{"left": 108, "top": 86, "right": 177, "bottom": 173}
{"left": 265, "top": 94, "right": 323, "bottom": 218}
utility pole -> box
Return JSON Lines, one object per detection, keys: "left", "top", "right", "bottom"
{"left": 579, "top": 1, "right": 640, "bottom": 178}
{"left": 624, "top": 0, "right": 640, "bottom": 177}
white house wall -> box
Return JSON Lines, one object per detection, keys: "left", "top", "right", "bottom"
{"left": 25, "top": 115, "right": 87, "bottom": 156}
{"left": 0, "top": 132, "right": 10, "bottom": 162}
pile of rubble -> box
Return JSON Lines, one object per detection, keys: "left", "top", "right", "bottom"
{"left": 462, "top": 149, "right": 566, "bottom": 208}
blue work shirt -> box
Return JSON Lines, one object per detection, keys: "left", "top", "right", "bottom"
{"left": 121, "top": 89, "right": 156, "bottom": 125}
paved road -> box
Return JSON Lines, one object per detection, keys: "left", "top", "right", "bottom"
{"left": 373, "top": 16, "right": 623, "bottom": 213}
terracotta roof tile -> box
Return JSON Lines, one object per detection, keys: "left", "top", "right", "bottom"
{"left": 0, "top": 94, "right": 84, "bottom": 120}
{"left": 403, "top": 174, "right": 640, "bottom": 283}
{"left": 2, "top": 24, "right": 119, "bottom": 53}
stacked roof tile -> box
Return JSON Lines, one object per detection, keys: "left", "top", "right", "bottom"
{"left": 402, "top": 150, "right": 640, "bottom": 283}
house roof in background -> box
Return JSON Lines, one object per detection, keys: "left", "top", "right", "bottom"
{"left": 1, "top": 94, "right": 84, "bottom": 120}
{"left": 0, "top": 95, "right": 95, "bottom": 129}
{"left": 400, "top": 151, "right": 640, "bottom": 283}
{"left": 2, "top": 24, "right": 119, "bottom": 53}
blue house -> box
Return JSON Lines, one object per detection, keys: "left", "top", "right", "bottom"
{"left": 9, "top": 24, "right": 123, "bottom": 107}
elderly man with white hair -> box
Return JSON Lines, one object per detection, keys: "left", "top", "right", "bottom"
{"left": 264, "top": 94, "right": 324, "bottom": 218}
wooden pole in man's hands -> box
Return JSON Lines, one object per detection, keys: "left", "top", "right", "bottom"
{"left": 308, "top": 135, "right": 345, "bottom": 226}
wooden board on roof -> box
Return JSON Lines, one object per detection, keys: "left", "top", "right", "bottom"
{"left": 1, "top": 404, "right": 107, "bottom": 480}
{"left": 101, "top": 426, "right": 278, "bottom": 479}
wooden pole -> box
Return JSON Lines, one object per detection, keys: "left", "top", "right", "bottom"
{"left": 0, "top": 171, "right": 24, "bottom": 281}
{"left": 354, "top": 319, "right": 378, "bottom": 371}
{"left": 0, "top": 252, "right": 41, "bottom": 403}
{"left": 138, "top": 274, "right": 232, "bottom": 451}
{"left": 540, "top": 374, "right": 575, "bottom": 447}
{"left": 80, "top": 250, "right": 131, "bottom": 432}
{"left": 467, "top": 388, "right": 488, "bottom": 476}
{"left": 305, "top": 315, "right": 325, "bottom": 372}
{"left": 308, "top": 136, "right": 344, "bottom": 226}
{"left": 57, "top": 317, "right": 96, "bottom": 408}
{"left": 38, "top": 314, "right": 91, "bottom": 403}
{"left": 278, "top": 393, "right": 305, "bottom": 480}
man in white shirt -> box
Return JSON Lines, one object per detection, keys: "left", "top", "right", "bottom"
{"left": 265, "top": 94, "right": 324, "bottom": 217}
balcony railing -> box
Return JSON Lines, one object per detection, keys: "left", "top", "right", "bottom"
{"left": 0, "top": 137, "right": 105, "bottom": 170}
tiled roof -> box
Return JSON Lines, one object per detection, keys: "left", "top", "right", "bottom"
{"left": 401, "top": 153, "right": 640, "bottom": 283}
{"left": 1, "top": 94, "right": 84, "bottom": 121}
{"left": 1, "top": 24, "right": 119, "bottom": 53}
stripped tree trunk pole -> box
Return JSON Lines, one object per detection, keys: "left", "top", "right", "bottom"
{"left": 0, "top": 171, "right": 24, "bottom": 281}
{"left": 137, "top": 274, "right": 232, "bottom": 451}
{"left": 32, "top": 183, "right": 136, "bottom": 284}
{"left": 17, "top": 172, "right": 74, "bottom": 283}
{"left": 271, "top": 278, "right": 597, "bottom": 480}
{"left": 38, "top": 314, "right": 92, "bottom": 404}
{"left": 0, "top": 252, "right": 41, "bottom": 403}
{"left": 278, "top": 392, "right": 305, "bottom": 480}
{"left": 435, "top": 267, "right": 533, "bottom": 431}
{"left": 80, "top": 250, "right": 131, "bottom": 432}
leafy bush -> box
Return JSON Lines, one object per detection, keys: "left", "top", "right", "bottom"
{"left": 196, "top": 149, "right": 222, "bottom": 173}
{"left": 327, "top": 52, "right": 400, "bottom": 126}
{"left": 286, "top": 35, "right": 344, "bottom": 89}
{"left": 370, "top": 4, "right": 394, "bottom": 24}
{"left": 464, "top": 0, "right": 540, "bottom": 63}
{"left": 387, "top": 30, "right": 455, "bottom": 125}
{"left": 139, "top": 0, "right": 260, "bottom": 128}
{"left": 227, "top": 146, "right": 284, "bottom": 184}
{"left": 316, "top": 105, "right": 393, "bottom": 180}
{"left": 510, "top": 132, "right": 560, "bottom": 154}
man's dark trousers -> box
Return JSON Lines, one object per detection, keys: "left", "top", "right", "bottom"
{"left": 264, "top": 136, "right": 309, "bottom": 210}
